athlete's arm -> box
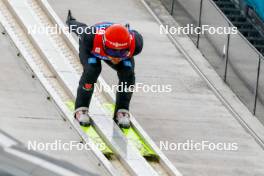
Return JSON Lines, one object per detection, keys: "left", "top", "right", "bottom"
{"left": 131, "top": 30, "right": 143, "bottom": 56}
{"left": 78, "top": 29, "right": 96, "bottom": 65}
{"left": 67, "top": 19, "right": 88, "bottom": 37}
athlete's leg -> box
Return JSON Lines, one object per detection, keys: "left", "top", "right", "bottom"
{"left": 75, "top": 57, "right": 102, "bottom": 110}
{"left": 104, "top": 58, "right": 135, "bottom": 116}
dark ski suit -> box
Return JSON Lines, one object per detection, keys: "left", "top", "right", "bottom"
{"left": 67, "top": 20, "right": 143, "bottom": 116}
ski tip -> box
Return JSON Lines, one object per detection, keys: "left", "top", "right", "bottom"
{"left": 67, "top": 10, "right": 72, "bottom": 21}
{"left": 104, "top": 152, "right": 114, "bottom": 159}
{"left": 144, "top": 154, "right": 160, "bottom": 162}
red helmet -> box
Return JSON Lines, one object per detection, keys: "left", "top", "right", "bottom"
{"left": 103, "top": 24, "right": 131, "bottom": 50}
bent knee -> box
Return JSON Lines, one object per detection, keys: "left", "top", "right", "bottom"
{"left": 84, "top": 58, "right": 102, "bottom": 75}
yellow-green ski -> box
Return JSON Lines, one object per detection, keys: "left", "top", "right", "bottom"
{"left": 81, "top": 126, "right": 113, "bottom": 158}
{"left": 66, "top": 101, "right": 113, "bottom": 158}
{"left": 103, "top": 103, "right": 159, "bottom": 160}
{"left": 121, "top": 127, "right": 159, "bottom": 160}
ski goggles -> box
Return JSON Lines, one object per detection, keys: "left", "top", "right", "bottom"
{"left": 104, "top": 46, "right": 129, "bottom": 58}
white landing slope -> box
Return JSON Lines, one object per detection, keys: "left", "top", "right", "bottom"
{"left": 0, "top": 24, "right": 106, "bottom": 176}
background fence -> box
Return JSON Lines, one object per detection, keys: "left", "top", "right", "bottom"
{"left": 161, "top": 0, "right": 264, "bottom": 124}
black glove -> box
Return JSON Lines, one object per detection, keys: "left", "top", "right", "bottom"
{"left": 66, "top": 10, "right": 76, "bottom": 26}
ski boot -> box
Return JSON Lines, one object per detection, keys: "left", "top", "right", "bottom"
{"left": 114, "top": 109, "right": 131, "bottom": 128}
{"left": 74, "top": 107, "right": 91, "bottom": 126}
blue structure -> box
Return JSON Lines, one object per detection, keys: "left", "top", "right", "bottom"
{"left": 244, "top": 0, "right": 264, "bottom": 21}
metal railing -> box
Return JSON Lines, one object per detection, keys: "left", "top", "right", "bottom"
{"left": 161, "top": 0, "right": 264, "bottom": 123}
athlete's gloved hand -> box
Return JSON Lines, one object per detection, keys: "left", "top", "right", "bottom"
{"left": 66, "top": 10, "right": 76, "bottom": 26}
{"left": 110, "top": 57, "right": 121, "bottom": 64}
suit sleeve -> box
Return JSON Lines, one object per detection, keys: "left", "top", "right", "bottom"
{"left": 67, "top": 20, "right": 95, "bottom": 65}
{"left": 67, "top": 19, "right": 88, "bottom": 37}
{"left": 131, "top": 30, "right": 143, "bottom": 56}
